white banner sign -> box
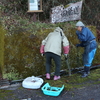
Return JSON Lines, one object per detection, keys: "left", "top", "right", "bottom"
{"left": 51, "top": 1, "right": 83, "bottom": 23}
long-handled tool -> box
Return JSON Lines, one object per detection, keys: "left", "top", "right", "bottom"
{"left": 76, "top": 47, "right": 83, "bottom": 67}
{"left": 65, "top": 56, "right": 71, "bottom": 76}
{"left": 76, "top": 47, "right": 80, "bottom": 68}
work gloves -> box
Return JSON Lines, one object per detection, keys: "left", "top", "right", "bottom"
{"left": 41, "top": 54, "right": 44, "bottom": 56}
{"left": 64, "top": 54, "right": 68, "bottom": 58}
{"left": 41, "top": 53, "right": 68, "bottom": 58}
{"left": 76, "top": 41, "right": 89, "bottom": 47}
{"left": 76, "top": 44, "right": 81, "bottom": 47}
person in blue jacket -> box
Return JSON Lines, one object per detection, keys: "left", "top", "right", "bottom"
{"left": 75, "top": 21, "right": 97, "bottom": 77}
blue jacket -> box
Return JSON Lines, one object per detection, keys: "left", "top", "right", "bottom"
{"left": 76, "top": 27, "right": 97, "bottom": 51}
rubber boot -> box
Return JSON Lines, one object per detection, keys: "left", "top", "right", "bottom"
{"left": 82, "top": 66, "right": 90, "bottom": 78}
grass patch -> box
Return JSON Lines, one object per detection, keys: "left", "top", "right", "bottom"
{"left": 44, "top": 68, "right": 100, "bottom": 91}
{"left": 0, "top": 68, "right": 100, "bottom": 99}
{"left": 0, "top": 90, "right": 12, "bottom": 100}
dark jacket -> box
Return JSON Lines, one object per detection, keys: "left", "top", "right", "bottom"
{"left": 76, "top": 27, "right": 97, "bottom": 51}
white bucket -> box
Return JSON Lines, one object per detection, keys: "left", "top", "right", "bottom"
{"left": 22, "top": 76, "right": 44, "bottom": 89}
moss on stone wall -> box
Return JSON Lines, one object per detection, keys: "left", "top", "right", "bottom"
{"left": 0, "top": 25, "right": 5, "bottom": 78}
{"left": 3, "top": 25, "right": 100, "bottom": 80}
{"left": 4, "top": 32, "right": 45, "bottom": 79}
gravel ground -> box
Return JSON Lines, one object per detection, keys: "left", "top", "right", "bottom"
{"left": 0, "top": 83, "right": 100, "bottom": 100}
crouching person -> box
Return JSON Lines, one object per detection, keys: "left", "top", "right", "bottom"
{"left": 75, "top": 21, "right": 97, "bottom": 78}
{"left": 40, "top": 27, "right": 70, "bottom": 80}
